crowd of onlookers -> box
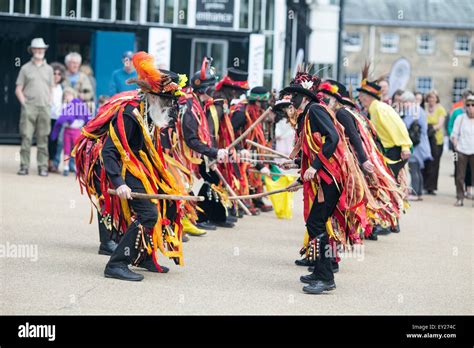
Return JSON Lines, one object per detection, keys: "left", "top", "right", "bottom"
{"left": 377, "top": 79, "right": 474, "bottom": 207}
{"left": 14, "top": 37, "right": 474, "bottom": 207}
{"left": 15, "top": 38, "right": 137, "bottom": 177}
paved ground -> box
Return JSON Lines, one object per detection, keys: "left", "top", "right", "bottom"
{"left": 0, "top": 145, "right": 472, "bottom": 315}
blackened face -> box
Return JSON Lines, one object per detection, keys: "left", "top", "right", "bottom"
{"left": 291, "top": 93, "right": 305, "bottom": 109}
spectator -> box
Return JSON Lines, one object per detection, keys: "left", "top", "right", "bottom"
{"left": 109, "top": 51, "right": 137, "bottom": 95}
{"left": 450, "top": 95, "right": 474, "bottom": 207}
{"left": 15, "top": 38, "right": 54, "bottom": 177}
{"left": 414, "top": 91, "right": 425, "bottom": 109}
{"left": 48, "top": 62, "right": 65, "bottom": 173}
{"left": 63, "top": 52, "right": 94, "bottom": 103}
{"left": 400, "top": 91, "right": 432, "bottom": 201}
{"left": 98, "top": 95, "right": 109, "bottom": 108}
{"left": 391, "top": 89, "right": 404, "bottom": 110}
{"left": 51, "top": 87, "right": 91, "bottom": 176}
{"left": 79, "top": 64, "right": 97, "bottom": 101}
{"left": 423, "top": 89, "right": 447, "bottom": 195}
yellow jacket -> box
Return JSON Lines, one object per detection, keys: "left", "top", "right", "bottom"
{"left": 369, "top": 99, "right": 413, "bottom": 152}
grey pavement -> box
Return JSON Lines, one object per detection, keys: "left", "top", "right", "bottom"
{"left": 0, "top": 145, "right": 472, "bottom": 315}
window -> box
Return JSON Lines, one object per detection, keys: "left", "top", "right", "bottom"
{"left": 50, "top": 0, "right": 62, "bottom": 16}
{"left": 99, "top": 0, "right": 112, "bottom": 19}
{"left": 13, "top": 0, "right": 26, "bottom": 13}
{"left": 130, "top": 0, "right": 140, "bottom": 21}
{"left": 454, "top": 35, "right": 471, "bottom": 54}
{"left": 240, "top": 0, "right": 250, "bottom": 29}
{"left": 0, "top": 0, "right": 9, "bottom": 12}
{"left": 314, "top": 64, "right": 334, "bottom": 79}
{"left": 343, "top": 73, "right": 360, "bottom": 95}
{"left": 147, "top": 0, "right": 160, "bottom": 22}
{"left": 416, "top": 77, "right": 432, "bottom": 94}
{"left": 253, "top": 0, "right": 262, "bottom": 31}
{"left": 178, "top": 0, "right": 188, "bottom": 25}
{"left": 452, "top": 78, "right": 468, "bottom": 103}
{"left": 81, "top": 0, "right": 92, "bottom": 18}
{"left": 265, "top": 0, "right": 274, "bottom": 30}
{"left": 164, "top": 0, "right": 174, "bottom": 24}
{"left": 66, "top": 0, "right": 77, "bottom": 17}
{"left": 30, "top": 0, "right": 42, "bottom": 14}
{"left": 380, "top": 33, "right": 399, "bottom": 53}
{"left": 116, "top": 0, "right": 126, "bottom": 20}
{"left": 417, "top": 33, "right": 434, "bottom": 54}
{"left": 343, "top": 32, "right": 362, "bottom": 52}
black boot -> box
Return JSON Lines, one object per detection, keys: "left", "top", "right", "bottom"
{"left": 373, "top": 224, "right": 391, "bottom": 236}
{"left": 196, "top": 221, "right": 217, "bottom": 230}
{"left": 104, "top": 221, "right": 144, "bottom": 281}
{"left": 138, "top": 256, "right": 170, "bottom": 273}
{"left": 98, "top": 213, "right": 118, "bottom": 255}
{"left": 295, "top": 258, "right": 315, "bottom": 267}
{"left": 300, "top": 273, "right": 319, "bottom": 284}
{"left": 303, "top": 279, "right": 336, "bottom": 294}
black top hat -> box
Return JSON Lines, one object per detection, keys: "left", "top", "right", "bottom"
{"left": 191, "top": 57, "right": 217, "bottom": 93}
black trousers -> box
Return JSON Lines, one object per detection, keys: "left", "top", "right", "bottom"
{"left": 197, "top": 163, "right": 229, "bottom": 223}
{"left": 107, "top": 173, "right": 160, "bottom": 267}
{"left": 306, "top": 179, "right": 341, "bottom": 281}
{"left": 385, "top": 146, "right": 408, "bottom": 181}
{"left": 423, "top": 144, "right": 443, "bottom": 191}
{"left": 48, "top": 119, "right": 58, "bottom": 161}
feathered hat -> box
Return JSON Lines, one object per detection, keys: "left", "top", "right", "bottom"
{"left": 191, "top": 56, "right": 217, "bottom": 93}
{"left": 127, "top": 51, "right": 187, "bottom": 98}
{"left": 319, "top": 79, "right": 357, "bottom": 108}
{"left": 282, "top": 64, "right": 321, "bottom": 102}
{"left": 356, "top": 61, "right": 382, "bottom": 100}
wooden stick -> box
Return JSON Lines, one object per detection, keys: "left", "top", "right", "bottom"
{"left": 248, "top": 169, "right": 298, "bottom": 178}
{"left": 251, "top": 153, "right": 282, "bottom": 158}
{"left": 108, "top": 189, "right": 204, "bottom": 201}
{"left": 246, "top": 158, "right": 294, "bottom": 165}
{"left": 245, "top": 139, "right": 292, "bottom": 160}
{"left": 212, "top": 167, "right": 252, "bottom": 215}
{"left": 228, "top": 184, "right": 303, "bottom": 200}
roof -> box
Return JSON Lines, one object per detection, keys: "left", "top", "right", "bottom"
{"left": 343, "top": 0, "right": 474, "bottom": 29}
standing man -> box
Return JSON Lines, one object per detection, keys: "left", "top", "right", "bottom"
{"left": 15, "top": 38, "right": 54, "bottom": 176}
{"left": 357, "top": 78, "right": 412, "bottom": 234}
{"left": 283, "top": 68, "right": 342, "bottom": 294}
{"left": 109, "top": 51, "right": 137, "bottom": 95}
{"left": 63, "top": 52, "right": 94, "bottom": 103}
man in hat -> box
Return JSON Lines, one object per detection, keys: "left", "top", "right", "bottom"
{"left": 74, "top": 51, "right": 189, "bottom": 281}
{"left": 15, "top": 38, "right": 54, "bottom": 176}
{"left": 357, "top": 78, "right": 412, "bottom": 234}
{"left": 230, "top": 86, "right": 274, "bottom": 213}
{"left": 283, "top": 68, "right": 342, "bottom": 294}
{"left": 177, "top": 57, "right": 235, "bottom": 229}
{"left": 214, "top": 67, "right": 255, "bottom": 217}
{"left": 109, "top": 50, "right": 138, "bottom": 95}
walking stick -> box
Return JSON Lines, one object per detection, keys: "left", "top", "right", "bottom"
{"left": 212, "top": 166, "right": 252, "bottom": 215}
{"left": 245, "top": 139, "right": 292, "bottom": 160}
{"left": 228, "top": 184, "right": 303, "bottom": 200}
{"left": 248, "top": 169, "right": 298, "bottom": 178}
{"left": 108, "top": 189, "right": 204, "bottom": 201}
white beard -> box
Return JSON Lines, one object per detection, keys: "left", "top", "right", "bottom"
{"left": 147, "top": 96, "right": 171, "bottom": 128}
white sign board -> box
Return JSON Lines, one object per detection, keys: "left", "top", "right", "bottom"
{"left": 388, "top": 57, "right": 411, "bottom": 98}
{"left": 148, "top": 28, "right": 172, "bottom": 70}
{"left": 247, "top": 34, "right": 265, "bottom": 88}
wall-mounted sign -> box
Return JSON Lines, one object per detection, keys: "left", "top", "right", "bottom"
{"left": 148, "top": 28, "right": 172, "bottom": 70}
{"left": 196, "top": 0, "right": 234, "bottom": 28}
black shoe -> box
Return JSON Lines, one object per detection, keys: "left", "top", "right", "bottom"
{"left": 367, "top": 231, "right": 378, "bottom": 240}
{"left": 226, "top": 215, "right": 238, "bottom": 223}
{"left": 196, "top": 221, "right": 217, "bottom": 230}
{"left": 138, "top": 260, "right": 169, "bottom": 273}
{"left": 214, "top": 221, "right": 235, "bottom": 228}
{"left": 391, "top": 224, "right": 400, "bottom": 233}
{"left": 300, "top": 273, "right": 319, "bottom": 284}
{"left": 303, "top": 280, "right": 336, "bottom": 294}
{"left": 17, "top": 167, "right": 29, "bottom": 175}
{"left": 104, "top": 264, "right": 144, "bottom": 281}
{"left": 426, "top": 190, "right": 436, "bottom": 195}
{"left": 295, "top": 258, "right": 315, "bottom": 267}
{"left": 98, "top": 240, "right": 118, "bottom": 256}
{"left": 38, "top": 167, "right": 48, "bottom": 177}
{"left": 308, "top": 266, "right": 314, "bottom": 272}
{"left": 374, "top": 225, "right": 391, "bottom": 236}
{"left": 332, "top": 263, "right": 339, "bottom": 273}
